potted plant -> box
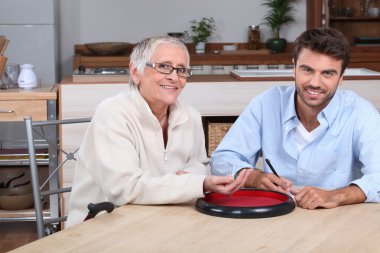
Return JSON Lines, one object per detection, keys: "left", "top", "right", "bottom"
{"left": 262, "top": 0, "right": 297, "bottom": 53}
{"left": 187, "top": 17, "right": 216, "bottom": 53}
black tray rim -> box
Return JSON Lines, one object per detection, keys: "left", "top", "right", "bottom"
{"left": 195, "top": 189, "right": 296, "bottom": 219}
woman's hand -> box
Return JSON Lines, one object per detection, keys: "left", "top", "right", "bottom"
{"left": 203, "top": 169, "right": 250, "bottom": 195}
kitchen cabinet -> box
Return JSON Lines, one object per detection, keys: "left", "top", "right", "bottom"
{"left": 0, "top": 85, "right": 58, "bottom": 222}
{"left": 328, "top": 2, "right": 380, "bottom": 45}
{"left": 307, "top": 0, "right": 380, "bottom": 44}
{"left": 306, "top": 0, "right": 380, "bottom": 71}
{"left": 329, "top": 16, "right": 380, "bottom": 44}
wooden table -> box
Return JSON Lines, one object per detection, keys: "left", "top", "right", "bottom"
{"left": 10, "top": 203, "right": 380, "bottom": 253}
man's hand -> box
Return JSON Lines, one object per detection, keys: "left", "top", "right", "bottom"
{"left": 203, "top": 169, "right": 250, "bottom": 195}
{"left": 254, "top": 172, "right": 293, "bottom": 194}
{"left": 291, "top": 185, "right": 367, "bottom": 209}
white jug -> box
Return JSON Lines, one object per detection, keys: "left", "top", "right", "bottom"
{"left": 18, "top": 64, "right": 37, "bottom": 89}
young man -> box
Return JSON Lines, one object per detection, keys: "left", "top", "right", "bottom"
{"left": 211, "top": 28, "right": 380, "bottom": 209}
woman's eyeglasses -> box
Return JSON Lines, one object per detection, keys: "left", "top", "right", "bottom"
{"left": 146, "top": 62, "right": 192, "bottom": 78}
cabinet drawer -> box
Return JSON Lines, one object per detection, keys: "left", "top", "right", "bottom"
{"left": 0, "top": 100, "right": 47, "bottom": 121}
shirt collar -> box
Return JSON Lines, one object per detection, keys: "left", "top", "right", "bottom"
{"left": 318, "top": 90, "right": 341, "bottom": 127}
{"left": 282, "top": 86, "right": 298, "bottom": 125}
{"left": 281, "top": 86, "right": 341, "bottom": 128}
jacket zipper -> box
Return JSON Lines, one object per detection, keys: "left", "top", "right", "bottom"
{"left": 163, "top": 149, "right": 167, "bottom": 162}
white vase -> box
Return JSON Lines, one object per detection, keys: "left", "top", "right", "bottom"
{"left": 195, "top": 42, "right": 206, "bottom": 54}
{"left": 18, "top": 64, "right": 37, "bottom": 89}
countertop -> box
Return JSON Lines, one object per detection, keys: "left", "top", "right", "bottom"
{"left": 61, "top": 70, "right": 380, "bottom": 85}
{"left": 73, "top": 44, "right": 380, "bottom": 72}
{"left": 0, "top": 85, "right": 58, "bottom": 101}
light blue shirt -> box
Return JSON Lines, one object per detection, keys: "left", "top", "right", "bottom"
{"left": 211, "top": 86, "right": 380, "bottom": 203}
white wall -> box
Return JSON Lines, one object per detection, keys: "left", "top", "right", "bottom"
{"left": 58, "top": 0, "right": 307, "bottom": 80}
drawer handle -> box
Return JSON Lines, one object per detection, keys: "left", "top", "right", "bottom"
{"left": 0, "top": 109, "right": 14, "bottom": 113}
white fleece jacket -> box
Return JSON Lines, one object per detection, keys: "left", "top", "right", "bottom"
{"left": 66, "top": 86, "right": 208, "bottom": 227}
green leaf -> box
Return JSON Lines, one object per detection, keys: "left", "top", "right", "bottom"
{"left": 186, "top": 17, "right": 216, "bottom": 46}
{"left": 261, "top": 0, "right": 297, "bottom": 38}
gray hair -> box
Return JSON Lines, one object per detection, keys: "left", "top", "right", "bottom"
{"left": 129, "top": 36, "right": 190, "bottom": 86}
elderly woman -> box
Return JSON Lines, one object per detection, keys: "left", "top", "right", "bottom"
{"left": 66, "top": 36, "right": 248, "bottom": 226}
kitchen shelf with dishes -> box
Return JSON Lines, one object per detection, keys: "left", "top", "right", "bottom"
{"left": 72, "top": 43, "right": 294, "bottom": 71}
{"left": 0, "top": 140, "right": 50, "bottom": 221}
{"left": 328, "top": 14, "right": 380, "bottom": 45}
{"left": 0, "top": 206, "right": 50, "bottom": 222}
{"left": 308, "top": 0, "right": 380, "bottom": 45}
{"left": 0, "top": 86, "right": 58, "bottom": 222}
{"left": 329, "top": 16, "right": 380, "bottom": 21}
{"left": 0, "top": 140, "right": 49, "bottom": 166}
{"left": 73, "top": 43, "right": 380, "bottom": 74}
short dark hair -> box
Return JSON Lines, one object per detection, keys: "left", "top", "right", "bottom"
{"left": 292, "top": 28, "right": 351, "bottom": 75}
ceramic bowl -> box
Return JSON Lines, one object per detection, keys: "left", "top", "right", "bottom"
{"left": 84, "top": 42, "right": 134, "bottom": 55}
{"left": 367, "top": 7, "right": 380, "bottom": 17}
{"left": 167, "top": 32, "right": 185, "bottom": 39}
{"left": 0, "top": 193, "right": 34, "bottom": 210}
{"left": 0, "top": 182, "right": 34, "bottom": 210}
{"left": 223, "top": 45, "right": 238, "bottom": 51}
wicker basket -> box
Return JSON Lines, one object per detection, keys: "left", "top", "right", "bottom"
{"left": 207, "top": 122, "right": 233, "bottom": 157}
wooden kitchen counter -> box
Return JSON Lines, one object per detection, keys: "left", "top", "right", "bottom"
{"left": 10, "top": 203, "right": 380, "bottom": 253}
{"left": 73, "top": 43, "right": 292, "bottom": 70}
{"left": 60, "top": 75, "right": 236, "bottom": 84}
{"left": 0, "top": 85, "right": 58, "bottom": 122}
{"left": 63, "top": 71, "right": 380, "bottom": 85}
{"left": 73, "top": 44, "right": 380, "bottom": 71}
{"left": 73, "top": 52, "right": 293, "bottom": 70}
{"left": 0, "top": 86, "right": 57, "bottom": 101}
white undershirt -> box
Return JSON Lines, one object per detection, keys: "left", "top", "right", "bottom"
{"left": 294, "top": 121, "right": 323, "bottom": 152}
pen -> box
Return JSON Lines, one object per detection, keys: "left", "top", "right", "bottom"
{"left": 265, "top": 159, "right": 279, "bottom": 177}
{"left": 265, "top": 158, "right": 296, "bottom": 203}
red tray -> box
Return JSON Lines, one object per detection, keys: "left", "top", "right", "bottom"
{"left": 195, "top": 189, "right": 295, "bottom": 218}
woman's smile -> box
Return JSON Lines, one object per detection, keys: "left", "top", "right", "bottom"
{"left": 160, "top": 84, "right": 178, "bottom": 90}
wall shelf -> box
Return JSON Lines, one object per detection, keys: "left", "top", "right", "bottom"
{"left": 330, "top": 17, "right": 380, "bottom": 21}
{"left": 0, "top": 206, "right": 50, "bottom": 221}
{"left": 307, "top": 0, "right": 380, "bottom": 45}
